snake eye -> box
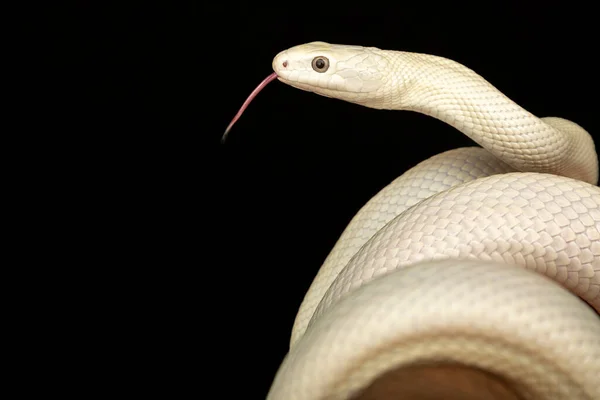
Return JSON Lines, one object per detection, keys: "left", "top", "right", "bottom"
{"left": 311, "top": 56, "right": 329, "bottom": 73}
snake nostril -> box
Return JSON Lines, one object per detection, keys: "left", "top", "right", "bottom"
{"left": 282, "top": 61, "right": 288, "bottom": 68}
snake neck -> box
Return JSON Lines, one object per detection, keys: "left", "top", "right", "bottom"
{"left": 370, "top": 51, "right": 598, "bottom": 184}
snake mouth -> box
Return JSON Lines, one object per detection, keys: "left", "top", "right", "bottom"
{"left": 276, "top": 75, "right": 351, "bottom": 95}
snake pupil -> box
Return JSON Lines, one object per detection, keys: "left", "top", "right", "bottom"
{"left": 316, "top": 59, "right": 325, "bottom": 69}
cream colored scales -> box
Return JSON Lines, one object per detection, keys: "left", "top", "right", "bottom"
{"left": 224, "top": 42, "right": 600, "bottom": 399}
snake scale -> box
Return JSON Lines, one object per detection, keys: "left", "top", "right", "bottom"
{"left": 224, "top": 42, "right": 600, "bottom": 399}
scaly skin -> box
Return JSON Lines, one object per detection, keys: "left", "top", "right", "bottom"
{"left": 270, "top": 42, "right": 599, "bottom": 347}
{"left": 263, "top": 42, "right": 600, "bottom": 399}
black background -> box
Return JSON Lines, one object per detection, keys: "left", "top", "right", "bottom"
{"left": 73, "top": 2, "right": 597, "bottom": 397}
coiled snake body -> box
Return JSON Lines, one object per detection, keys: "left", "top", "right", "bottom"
{"left": 225, "top": 42, "right": 600, "bottom": 399}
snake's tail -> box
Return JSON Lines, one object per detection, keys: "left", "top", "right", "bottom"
{"left": 221, "top": 72, "right": 279, "bottom": 143}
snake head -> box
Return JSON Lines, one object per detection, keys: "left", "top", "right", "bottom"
{"left": 272, "top": 41, "right": 388, "bottom": 101}
{"left": 222, "top": 41, "right": 390, "bottom": 142}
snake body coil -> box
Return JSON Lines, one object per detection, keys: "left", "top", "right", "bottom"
{"left": 228, "top": 42, "right": 600, "bottom": 399}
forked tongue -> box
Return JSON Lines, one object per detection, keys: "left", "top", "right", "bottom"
{"left": 221, "top": 72, "right": 278, "bottom": 143}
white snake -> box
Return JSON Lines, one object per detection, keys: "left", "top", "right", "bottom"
{"left": 225, "top": 42, "right": 600, "bottom": 399}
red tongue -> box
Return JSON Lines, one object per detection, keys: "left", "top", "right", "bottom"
{"left": 221, "top": 72, "right": 279, "bottom": 143}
